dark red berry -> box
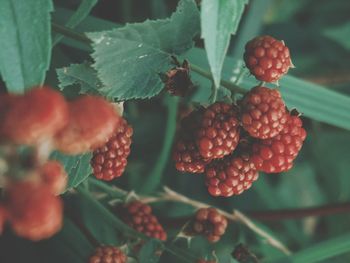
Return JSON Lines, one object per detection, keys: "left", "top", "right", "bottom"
{"left": 91, "top": 118, "right": 133, "bottom": 181}
{"left": 0, "top": 205, "right": 8, "bottom": 234}
{"left": 173, "top": 110, "right": 210, "bottom": 174}
{"left": 251, "top": 113, "right": 307, "bottom": 173}
{"left": 244, "top": 35, "right": 292, "bottom": 82}
{"left": 190, "top": 207, "right": 227, "bottom": 243}
{"left": 120, "top": 201, "right": 167, "bottom": 241}
{"left": 197, "top": 102, "right": 240, "bottom": 160}
{"left": 205, "top": 153, "right": 259, "bottom": 197}
{"left": 89, "top": 246, "right": 127, "bottom": 263}
{"left": 240, "top": 86, "right": 288, "bottom": 139}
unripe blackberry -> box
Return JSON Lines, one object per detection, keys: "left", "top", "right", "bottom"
{"left": 251, "top": 113, "right": 307, "bottom": 173}
{"left": 89, "top": 246, "right": 127, "bottom": 263}
{"left": 91, "top": 118, "right": 133, "bottom": 181}
{"left": 173, "top": 110, "right": 210, "bottom": 174}
{"left": 244, "top": 35, "right": 292, "bottom": 82}
{"left": 197, "top": 102, "right": 240, "bottom": 160}
{"left": 240, "top": 86, "right": 288, "bottom": 139}
{"left": 120, "top": 201, "right": 167, "bottom": 241}
{"left": 205, "top": 153, "right": 259, "bottom": 197}
{"left": 190, "top": 207, "right": 228, "bottom": 243}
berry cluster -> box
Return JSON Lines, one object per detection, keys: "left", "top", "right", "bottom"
{"left": 186, "top": 207, "right": 228, "bottom": 243}
{"left": 119, "top": 201, "right": 167, "bottom": 241}
{"left": 89, "top": 246, "right": 127, "bottom": 263}
{"left": 173, "top": 36, "right": 306, "bottom": 197}
{"left": 0, "top": 86, "right": 122, "bottom": 240}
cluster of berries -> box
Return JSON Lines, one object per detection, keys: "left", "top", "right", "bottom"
{"left": 173, "top": 36, "right": 306, "bottom": 197}
{"left": 186, "top": 207, "right": 228, "bottom": 243}
{"left": 0, "top": 86, "right": 124, "bottom": 240}
{"left": 118, "top": 201, "right": 167, "bottom": 241}
{"left": 89, "top": 245, "right": 127, "bottom": 263}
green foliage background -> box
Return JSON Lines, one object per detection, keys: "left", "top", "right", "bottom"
{"left": 1, "top": 0, "right": 350, "bottom": 262}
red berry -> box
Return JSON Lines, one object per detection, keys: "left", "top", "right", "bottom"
{"left": 120, "top": 201, "right": 167, "bottom": 241}
{"left": 240, "top": 86, "right": 288, "bottom": 139}
{"left": 89, "top": 246, "right": 127, "bottom": 263}
{"left": 6, "top": 181, "right": 63, "bottom": 241}
{"left": 197, "top": 102, "right": 240, "bottom": 160}
{"left": 173, "top": 110, "right": 210, "bottom": 173}
{"left": 191, "top": 207, "right": 227, "bottom": 243}
{"left": 2, "top": 87, "right": 69, "bottom": 145}
{"left": 0, "top": 205, "right": 8, "bottom": 234}
{"left": 40, "top": 161, "right": 67, "bottom": 195}
{"left": 205, "top": 153, "right": 259, "bottom": 197}
{"left": 251, "top": 113, "right": 307, "bottom": 173}
{"left": 54, "top": 96, "right": 120, "bottom": 154}
{"left": 244, "top": 35, "right": 292, "bottom": 82}
{"left": 91, "top": 118, "right": 133, "bottom": 181}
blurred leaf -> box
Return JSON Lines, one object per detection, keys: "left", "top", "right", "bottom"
{"left": 201, "top": 0, "right": 248, "bottom": 88}
{"left": 323, "top": 22, "right": 350, "bottom": 50}
{"left": 53, "top": 0, "right": 98, "bottom": 46}
{"left": 87, "top": 0, "right": 200, "bottom": 100}
{"left": 0, "top": 0, "right": 53, "bottom": 93}
{"left": 186, "top": 48, "right": 350, "bottom": 130}
{"left": 139, "top": 239, "right": 163, "bottom": 263}
{"left": 51, "top": 151, "right": 92, "bottom": 190}
{"left": 57, "top": 62, "right": 102, "bottom": 95}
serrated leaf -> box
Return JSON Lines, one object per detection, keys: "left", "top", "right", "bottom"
{"left": 0, "top": 0, "right": 53, "bottom": 93}
{"left": 50, "top": 151, "right": 92, "bottom": 190}
{"left": 201, "top": 0, "right": 248, "bottom": 88}
{"left": 87, "top": 0, "right": 200, "bottom": 100}
{"left": 323, "top": 22, "right": 350, "bottom": 50}
{"left": 139, "top": 239, "right": 163, "bottom": 263}
{"left": 53, "top": 0, "right": 98, "bottom": 46}
{"left": 56, "top": 62, "right": 103, "bottom": 95}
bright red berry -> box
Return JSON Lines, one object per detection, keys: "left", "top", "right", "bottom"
{"left": 120, "top": 201, "right": 167, "bottom": 241}
{"left": 205, "top": 153, "right": 259, "bottom": 197}
{"left": 91, "top": 118, "right": 133, "bottom": 181}
{"left": 54, "top": 96, "right": 120, "bottom": 154}
{"left": 173, "top": 110, "right": 210, "bottom": 173}
{"left": 244, "top": 35, "right": 292, "bottom": 82}
{"left": 190, "top": 207, "right": 228, "bottom": 243}
{"left": 89, "top": 246, "right": 127, "bottom": 263}
{"left": 6, "top": 181, "right": 63, "bottom": 241}
{"left": 2, "top": 87, "right": 69, "bottom": 145}
{"left": 251, "top": 113, "right": 307, "bottom": 173}
{"left": 40, "top": 161, "right": 67, "bottom": 195}
{"left": 240, "top": 86, "right": 288, "bottom": 139}
{"left": 197, "top": 102, "right": 240, "bottom": 160}
{"left": 0, "top": 205, "right": 8, "bottom": 234}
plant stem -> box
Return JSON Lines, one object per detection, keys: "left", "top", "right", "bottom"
{"left": 52, "top": 22, "right": 92, "bottom": 44}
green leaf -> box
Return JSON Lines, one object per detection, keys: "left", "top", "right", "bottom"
{"left": 50, "top": 151, "right": 92, "bottom": 190}
{"left": 0, "top": 0, "right": 53, "bottom": 93}
{"left": 186, "top": 48, "right": 350, "bottom": 131}
{"left": 139, "top": 239, "right": 163, "bottom": 263}
{"left": 56, "top": 62, "right": 103, "bottom": 95}
{"left": 323, "top": 22, "right": 350, "bottom": 50}
{"left": 201, "top": 0, "right": 248, "bottom": 88}
{"left": 87, "top": 0, "right": 200, "bottom": 100}
{"left": 53, "top": 0, "right": 98, "bottom": 46}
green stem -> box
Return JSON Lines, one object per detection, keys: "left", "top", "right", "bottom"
{"left": 88, "top": 177, "right": 128, "bottom": 198}
{"left": 142, "top": 96, "right": 178, "bottom": 194}
{"left": 52, "top": 22, "right": 92, "bottom": 45}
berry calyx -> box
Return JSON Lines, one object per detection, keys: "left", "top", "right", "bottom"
{"left": 6, "top": 181, "right": 63, "bottom": 241}
{"left": 2, "top": 87, "right": 69, "bottom": 145}
{"left": 89, "top": 246, "right": 127, "bottom": 263}
{"left": 205, "top": 152, "right": 259, "bottom": 197}
{"left": 119, "top": 201, "right": 167, "bottom": 241}
{"left": 240, "top": 86, "right": 288, "bottom": 139}
{"left": 251, "top": 113, "right": 307, "bottom": 173}
{"left": 197, "top": 102, "right": 240, "bottom": 160}
{"left": 54, "top": 96, "right": 120, "bottom": 154}
{"left": 91, "top": 117, "right": 133, "bottom": 181}
{"left": 40, "top": 161, "right": 67, "bottom": 195}
{"left": 190, "top": 207, "right": 228, "bottom": 243}
{"left": 244, "top": 35, "right": 292, "bottom": 82}
{"left": 173, "top": 110, "right": 210, "bottom": 174}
